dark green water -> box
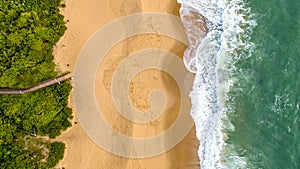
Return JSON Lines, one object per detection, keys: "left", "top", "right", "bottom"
{"left": 226, "top": 0, "right": 300, "bottom": 168}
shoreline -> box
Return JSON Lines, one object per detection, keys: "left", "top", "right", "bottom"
{"left": 54, "top": 0, "right": 199, "bottom": 168}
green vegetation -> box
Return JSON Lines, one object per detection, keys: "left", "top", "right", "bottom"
{"left": 47, "top": 142, "right": 66, "bottom": 168}
{"left": 0, "top": 0, "right": 71, "bottom": 168}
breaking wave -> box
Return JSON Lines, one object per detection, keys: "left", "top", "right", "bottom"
{"left": 177, "top": 0, "right": 257, "bottom": 168}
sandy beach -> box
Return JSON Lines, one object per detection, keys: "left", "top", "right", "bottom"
{"left": 54, "top": 0, "right": 199, "bottom": 168}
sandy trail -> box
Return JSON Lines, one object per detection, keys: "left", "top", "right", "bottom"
{"left": 54, "top": 0, "right": 199, "bottom": 168}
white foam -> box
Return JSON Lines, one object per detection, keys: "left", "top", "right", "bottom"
{"left": 177, "top": 0, "right": 257, "bottom": 168}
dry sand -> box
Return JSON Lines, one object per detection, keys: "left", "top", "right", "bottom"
{"left": 54, "top": 0, "right": 199, "bottom": 168}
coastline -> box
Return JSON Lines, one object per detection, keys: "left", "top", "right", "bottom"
{"left": 54, "top": 0, "right": 200, "bottom": 168}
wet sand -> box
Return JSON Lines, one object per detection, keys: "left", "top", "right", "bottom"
{"left": 54, "top": 0, "right": 199, "bottom": 168}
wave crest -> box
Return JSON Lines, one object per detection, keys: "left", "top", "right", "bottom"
{"left": 177, "top": 0, "right": 257, "bottom": 168}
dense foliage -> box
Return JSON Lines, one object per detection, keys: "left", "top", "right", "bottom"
{"left": 0, "top": 0, "right": 71, "bottom": 168}
{"left": 47, "top": 142, "right": 66, "bottom": 168}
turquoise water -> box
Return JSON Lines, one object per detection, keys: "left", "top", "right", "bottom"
{"left": 178, "top": 0, "right": 299, "bottom": 167}
{"left": 226, "top": 0, "right": 300, "bottom": 168}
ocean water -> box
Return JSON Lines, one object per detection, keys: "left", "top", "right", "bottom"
{"left": 178, "top": 0, "right": 300, "bottom": 168}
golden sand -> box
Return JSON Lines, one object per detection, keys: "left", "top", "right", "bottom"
{"left": 54, "top": 0, "right": 199, "bottom": 168}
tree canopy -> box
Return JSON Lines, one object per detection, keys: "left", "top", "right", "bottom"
{"left": 0, "top": 0, "right": 72, "bottom": 168}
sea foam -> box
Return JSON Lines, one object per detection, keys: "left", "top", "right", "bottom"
{"left": 177, "top": 0, "right": 257, "bottom": 168}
